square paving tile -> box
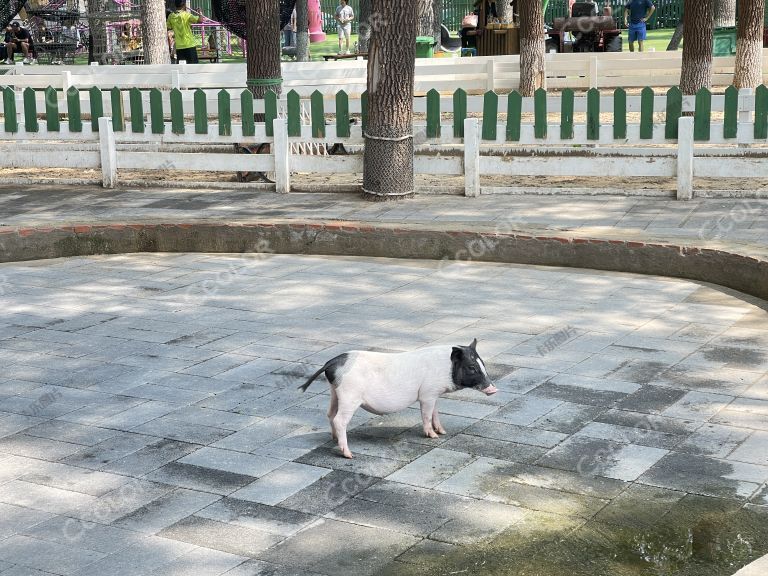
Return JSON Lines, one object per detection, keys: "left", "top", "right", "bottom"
{"left": 178, "top": 447, "right": 285, "bottom": 478}
{"left": 230, "top": 462, "right": 331, "bottom": 505}
{"left": 112, "top": 488, "right": 221, "bottom": 534}
{"left": 195, "top": 497, "right": 316, "bottom": 536}
{"left": 386, "top": 448, "right": 475, "bottom": 488}
{"left": 257, "top": 518, "right": 418, "bottom": 576}
{"left": 144, "top": 462, "right": 257, "bottom": 495}
{"left": 676, "top": 423, "right": 754, "bottom": 458}
{"left": 439, "top": 433, "right": 549, "bottom": 463}
{"left": 0, "top": 535, "right": 106, "bottom": 575}
{"left": 158, "top": 516, "right": 282, "bottom": 558}
{"left": 277, "top": 470, "right": 379, "bottom": 516}
{"left": 536, "top": 436, "right": 668, "bottom": 481}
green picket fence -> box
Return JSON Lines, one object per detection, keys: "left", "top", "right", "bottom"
{"left": 3, "top": 85, "right": 768, "bottom": 143}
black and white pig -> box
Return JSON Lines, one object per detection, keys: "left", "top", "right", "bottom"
{"left": 298, "top": 339, "right": 497, "bottom": 458}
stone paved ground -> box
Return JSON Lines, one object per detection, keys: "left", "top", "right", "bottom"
{"left": 0, "top": 187, "right": 766, "bottom": 248}
{"left": 1, "top": 253, "right": 767, "bottom": 575}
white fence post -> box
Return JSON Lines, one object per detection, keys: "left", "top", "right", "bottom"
{"left": 589, "top": 55, "right": 599, "bottom": 89}
{"left": 98, "top": 116, "right": 117, "bottom": 189}
{"left": 464, "top": 117, "right": 480, "bottom": 197}
{"left": 171, "top": 70, "right": 181, "bottom": 90}
{"left": 487, "top": 59, "right": 495, "bottom": 92}
{"left": 738, "top": 87, "right": 753, "bottom": 146}
{"left": 273, "top": 117, "right": 290, "bottom": 194}
{"left": 676, "top": 116, "right": 694, "bottom": 201}
{"left": 61, "top": 71, "right": 72, "bottom": 93}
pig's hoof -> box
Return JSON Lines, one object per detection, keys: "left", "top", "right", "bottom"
{"left": 436, "top": 427, "right": 447, "bottom": 435}
{"left": 425, "top": 429, "right": 439, "bottom": 439}
{"left": 342, "top": 450, "right": 353, "bottom": 459}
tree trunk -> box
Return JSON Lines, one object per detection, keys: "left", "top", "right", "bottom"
{"left": 680, "top": 0, "right": 714, "bottom": 95}
{"left": 497, "top": 0, "right": 513, "bottom": 23}
{"left": 666, "top": 22, "right": 684, "bottom": 50}
{"left": 362, "top": 0, "right": 417, "bottom": 200}
{"left": 734, "top": 0, "right": 765, "bottom": 88}
{"left": 519, "top": 0, "right": 545, "bottom": 96}
{"left": 245, "top": 0, "right": 282, "bottom": 98}
{"left": 432, "top": 0, "right": 443, "bottom": 45}
{"left": 417, "top": 0, "right": 435, "bottom": 38}
{"left": 714, "top": 0, "right": 737, "bottom": 27}
{"left": 141, "top": 0, "right": 171, "bottom": 64}
{"left": 358, "top": 0, "right": 371, "bottom": 51}
{"left": 87, "top": 0, "right": 108, "bottom": 64}
{"left": 296, "top": 0, "right": 310, "bottom": 61}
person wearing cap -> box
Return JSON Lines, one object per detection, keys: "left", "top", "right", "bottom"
{"left": 6, "top": 21, "right": 34, "bottom": 64}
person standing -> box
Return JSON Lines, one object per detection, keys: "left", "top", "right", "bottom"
{"left": 167, "top": 0, "right": 200, "bottom": 63}
{"left": 335, "top": 0, "right": 354, "bottom": 55}
{"left": 624, "top": 0, "right": 655, "bottom": 53}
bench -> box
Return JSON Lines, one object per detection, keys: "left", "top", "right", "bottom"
{"left": 197, "top": 47, "right": 220, "bottom": 63}
{"left": 322, "top": 52, "right": 368, "bottom": 61}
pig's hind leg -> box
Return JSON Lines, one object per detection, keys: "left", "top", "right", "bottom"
{"left": 432, "top": 407, "right": 447, "bottom": 435}
{"left": 419, "top": 398, "right": 439, "bottom": 439}
{"left": 328, "top": 387, "right": 339, "bottom": 440}
{"left": 332, "top": 396, "right": 359, "bottom": 459}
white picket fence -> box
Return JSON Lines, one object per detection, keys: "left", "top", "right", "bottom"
{"left": 4, "top": 111, "right": 767, "bottom": 200}
{"left": 2, "top": 50, "right": 767, "bottom": 98}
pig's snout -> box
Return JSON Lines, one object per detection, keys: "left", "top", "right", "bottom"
{"left": 483, "top": 384, "right": 498, "bottom": 395}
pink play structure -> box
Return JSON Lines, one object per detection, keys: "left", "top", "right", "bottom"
{"left": 308, "top": 0, "right": 325, "bottom": 43}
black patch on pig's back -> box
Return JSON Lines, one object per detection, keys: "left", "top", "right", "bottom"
{"left": 325, "top": 353, "right": 350, "bottom": 386}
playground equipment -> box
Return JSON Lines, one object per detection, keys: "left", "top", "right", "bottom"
{"left": 547, "top": 2, "right": 622, "bottom": 53}
{"left": 212, "top": 0, "right": 324, "bottom": 44}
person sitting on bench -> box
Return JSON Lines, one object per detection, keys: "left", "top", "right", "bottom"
{"left": 6, "top": 22, "right": 34, "bottom": 64}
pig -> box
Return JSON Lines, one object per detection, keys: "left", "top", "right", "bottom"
{"left": 298, "top": 339, "right": 498, "bottom": 458}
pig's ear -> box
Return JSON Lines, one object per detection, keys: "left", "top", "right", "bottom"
{"left": 469, "top": 338, "right": 478, "bottom": 351}
{"left": 451, "top": 347, "right": 463, "bottom": 362}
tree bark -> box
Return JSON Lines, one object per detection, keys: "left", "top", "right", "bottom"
{"left": 666, "top": 23, "right": 684, "bottom": 50}
{"left": 417, "top": 0, "right": 435, "bottom": 38}
{"left": 362, "top": 0, "right": 417, "bottom": 200}
{"left": 358, "top": 0, "right": 371, "bottom": 51}
{"left": 296, "top": 0, "right": 310, "bottom": 61}
{"left": 497, "top": 0, "right": 513, "bottom": 23}
{"left": 432, "top": 0, "right": 443, "bottom": 45}
{"left": 141, "top": 0, "right": 171, "bottom": 64}
{"left": 680, "top": 0, "right": 714, "bottom": 95}
{"left": 734, "top": 0, "right": 765, "bottom": 88}
{"left": 87, "top": 0, "right": 108, "bottom": 64}
{"left": 245, "top": 0, "right": 282, "bottom": 98}
{"left": 714, "top": 0, "right": 737, "bottom": 27}
{"left": 519, "top": 0, "right": 545, "bottom": 96}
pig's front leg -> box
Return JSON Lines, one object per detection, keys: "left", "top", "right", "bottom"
{"left": 419, "top": 397, "right": 439, "bottom": 438}
{"left": 333, "top": 397, "right": 359, "bottom": 459}
{"left": 432, "top": 407, "right": 447, "bottom": 435}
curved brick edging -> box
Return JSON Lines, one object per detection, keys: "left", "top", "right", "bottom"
{"left": 0, "top": 221, "right": 767, "bottom": 303}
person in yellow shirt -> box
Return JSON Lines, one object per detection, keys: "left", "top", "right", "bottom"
{"left": 167, "top": 0, "right": 200, "bottom": 63}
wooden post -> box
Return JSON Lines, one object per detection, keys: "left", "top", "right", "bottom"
{"left": 98, "top": 116, "right": 117, "bottom": 189}
{"left": 273, "top": 117, "right": 290, "bottom": 194}
{"left": 589, "top": 54, "right": 598, "bottom": 90}
{"left": 464, "top": 117, "right": 480, "bottom": 197}
{"left": 677, "top": 116, "right": 694, "bottom": 201}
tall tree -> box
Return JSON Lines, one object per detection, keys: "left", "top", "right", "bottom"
{"left": 497, "top": 0, "right": 513, "bottom": 23}
{"left": 87, "top": 0, "right": 108, "bottom": 63}
{"left": 296, "top": 0, "right": 310, "bottom": 61}
{"left": 141, "top": 0, "right": 171, "bottom": 64}
{"left": 417, "top": 0, "right": 435, "bottom": 38}
{"left": 680, "top": 0, "right": 714, "bottom": 95}
{"left": 666, "top": 22, "right": 684, "bottom": 51}
{"left": 714, "top": 0, "right": 737, "bottom": 27}
{"left": 362, "top": 0, "right": 418, "bottom": 200}
{"left": 358, "top": 0, "right": 371, "bottom": 51}
{"left": 734, "top": 0, "right": 765, "bottom": 88}
{"left": 519, "top": 0, "right": 545, "bottom": 96}
{"left": 246, "top": 0, "right": 282, "bottom": 98}
{"left": 432, "top": 0, "right": 442, "bottom": 45}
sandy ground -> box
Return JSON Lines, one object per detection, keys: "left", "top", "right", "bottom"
{"left": 2, "top": 166, "right": 768, "bottom": 193}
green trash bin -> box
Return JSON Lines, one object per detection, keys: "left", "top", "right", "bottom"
{"left": 713, "top": 27, "right": 737, "bottom": 57}
{"left": 416, "top": 36, "right": 435, "bottom": 58}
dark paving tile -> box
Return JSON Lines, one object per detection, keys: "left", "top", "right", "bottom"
{"left": 536, "top": 436, "right": 668, "bottom": 481}
{"left": 158, "top": 515, "right": 282, "bottom": 558}
{"left": 607, "top": 361, "right": 671, "bottom": 385}
{"left": 144, "top": 462, "right": 256, "bottom": 495}
{"left": 594, "top": 483, "right": 687, "bottom": 529}
{"left": 595, "top": 409, "right": 702, "bottom": 436}
{"left": 528, "top": 383, "right": 629, "bottom": 407}
{"left": 277, "top": 470, "right": 379, "bottom": 516}
{"left": 639, "top": 452, "right": 768, "bottom": 500}
{"left": 295, "top": 446, "right": 407, "bottom": 478}
{"left": 617, "top": 385, "right": 689, "bottom": 414}
{"left": 222, "top": 559, "right": 327, "bottom": 576}
{"left": 102, "top": 438, "right": 199, "bottom": 476}
{"left": 440, "top": 433, "right": 549, "bottom": 463}
{"left": 257, "top": 518, "right": 418, "bottom": 576}
{"left": 196, "top": 497, "right": 316, "bottom": 536}
{"left": 328, "top": 497, "right": 450, "bottom": 536}
{"left": 464, "top": 420, "right": 567, "bottom": 448}
{"left": 529, "top": 402, "right": 607, "bottom": 434}
{"left": 61, "top": 432, "right": 158, "bottom": 470}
